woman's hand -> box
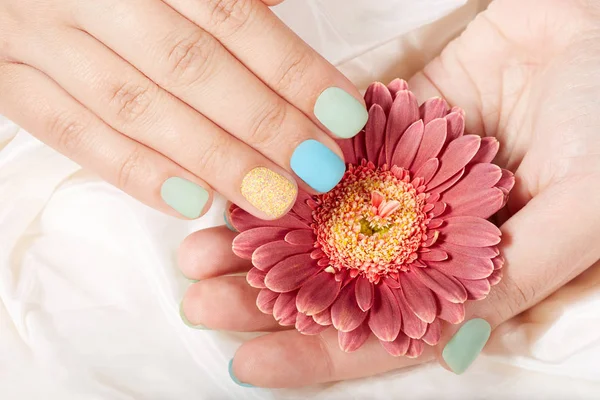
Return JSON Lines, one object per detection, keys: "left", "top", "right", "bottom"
{"left": 0, "top": 0, "right": 367, "bottom": 220}
{"left": 178, "top": 0, "right": 600, "bottom": 387}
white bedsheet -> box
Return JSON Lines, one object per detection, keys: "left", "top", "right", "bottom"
{"left": 1, "top": 1, "right": 599, "bottom": 398}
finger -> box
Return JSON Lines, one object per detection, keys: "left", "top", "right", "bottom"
{"left": 179, "top": 226, "right": 250, "bottom": 280}
{"left": 164, "top": 0, "right": 368, "bottom": 139}
{"left": 230, "top": 328, "right": 435, "bottom": 388}
{"left": 15, "top": 27, "right": 299, "bottom": 220}
{"left": 0, "top": 61, "right": 213, "bottom": 219}
{"left": 73, "top": 0, "right": 350, "bottom": 193}
{"left": 435, "top": 176, "right": 600, "bottom": 374}
{"left": 181, "top": 276, "right": 285, "bottom": 332}
{"left": 261, "top": 0, "right": 285, "bottom": 5}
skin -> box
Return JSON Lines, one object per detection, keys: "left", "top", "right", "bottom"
{"left": 179, "top": 0, "right": 600, "bottom": 388}
{"left": 0, "top": 0, "right": 362, "bottom": 220}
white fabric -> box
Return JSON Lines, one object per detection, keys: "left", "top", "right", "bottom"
{"left": 1, "top": 0, "right": 599, "bottom": 398}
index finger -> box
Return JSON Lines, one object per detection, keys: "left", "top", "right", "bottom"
{"left": 164, "top": 0, "right": 369, "bottom": 139}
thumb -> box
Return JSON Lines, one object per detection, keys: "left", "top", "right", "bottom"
{"left": 434, "top": 176, "right": 600, "bottom": 374}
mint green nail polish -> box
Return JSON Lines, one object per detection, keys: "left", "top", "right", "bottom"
{"left": 179, "top": 302, "right": 207, "bottom": 330}
{"left": 161, "top": 177, "right": 208, "bottom": 219}
{"left": 223, "top": 210, "right": 237, "bottom": 232}
{"left": 229, "top": 359, "right": 254, "bottom": 388}
{"left": 442, "top": 318, "right": 491, "bottom": 374}
{"left": 314, "top": 87, "right": 368, "bottom": 139}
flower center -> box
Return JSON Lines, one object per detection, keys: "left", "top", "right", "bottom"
{"left": 313, "top": 163, "right": 429, "bottom": 283}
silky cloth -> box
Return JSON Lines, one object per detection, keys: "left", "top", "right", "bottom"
{"left": 1, "top": 1, "right": 599, "bottom": 398}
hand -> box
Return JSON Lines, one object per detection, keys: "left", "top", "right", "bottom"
{"left": 0, "top": 0, "right": 367, "bottom": 220}
{"left": 178, "top": 0, "right": 600, "bottom": 387}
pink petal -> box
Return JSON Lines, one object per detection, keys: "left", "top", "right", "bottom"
{"left": 313, "top": 308, "right": 332, "bottom": 326}
{"left": 368, "top": 283, "right": 402, "bottom": 341}
{"left": 391, "top": 120, "right": 424, "bottom": 169}
{"left": 230, "top": 207, "right": 308, "bottom": 232}
{"left": 438, "top": 296, "right": 465, "bottom": 324}
{"left": 371, "top": 191, "right": 385, "bottom": 208}
{"left": 459, "top": 278, "right": 491, "bottom": 300}
{"left": 252, "top": 240, "right": 314, "bottom": 271}
{"left": 419, "top": 248, "right": 448, "bottom": 262}
{"left": 429, "top": 169, "right": 465, "bottom": 194}
{"left": 488, "top": 269, "right": 503, "bottom": 285}
{"left": 497, "top": 169, "right": 516, "bottom": 192}
{"left": 365, "top": 82, "right": 393, "bottom": 114}
{"left": 492, "top": 255, "right": 504, "bottom": 270}
{"left": 246, "top": 268, "right": 267, "bottom": 289}
{"left": 386, "top": 90, "right": 420, "bottom": 161}
{"left": 428, "top": 135, "right": 481, "bottom": 189}
{"left": 446, "top": 188, "right": 505, "bottom": 219}
{"left": 412, "top": 267, "right": 467, "bottom": 303}
{"left": 331, "top": 280, "right": 368, "bottom": 332}
{"left": 291, "top": 191, "right": 315, "bottom": 222}
{"left": 411, "top": 118, "right": 447, "bottom": 172}
{"left": 440, "top": 242, "right": 499, "bottom": 258}
{"left": 470, "top": 137, "right": 499, "bottom": 164}
{"left": 383, "top": 277, "right": 401, "bottom": 289}
{"left": 285, "top": 229, "right": 316, "bottom": 246}
{"left": 256, "top": 289, "right": 279, "bottom": 314}
{"left": 232, "top": 227, "right": 291, "bottom": 259}
{"left": 296, "top": 313, "right": 328, "bottom": 335}
{"left": 445, "top": 111, "right": 465, "bottom": 142}
{"left": 265, "top": 254, "right": 321, "bottom": 292}
{"left": 387, "top": 78, "right": 409, "bottom": 95}
{"left": 296, "top": 272, "right": 342, "bottom": 316}
{"left": 428, "top": 255, "right": 494, "bottom": 280}
{"left": 440, "top": 216, "right": 501, "bottom": 247}
{"left": 355, "top": 276, "right": 375, "bottom": 312}
{"left": 338, "top": 322, "right": 371, "bottom": 353}
{"left": 273, "top": 291, "right": 298, "bottom": 326}
{"left": 337, "top": 137, "right": 357, "bottom": 166}
{"left": 443, "top": 164, "right": 503, "bottom": 202}
{"left": 381, "top": 332, "right": 410, "bottom": 356}
{"left": 422, "top": 230, "right": 440, "bottom": 248}
{"left": 422, "top": 319, "right": 442, "bottom": 346}
{"left": 429, "top": 201, "right": 447, "bottom": 218}
{"left": 400, "top": 272, "right": 437, "bottom": 323}
{"left": 427, "top": 218, "right": 444, "bottom": 229}
{"left": 395, "top": 287, "right": 427, "bottom": 339}
{"left": 365, "top": 105, "right": 387, "bottom": 162}
{"left": 413, "top": 158, "right": 439, "bottom": 184}
{"left": 353, "top": 130, "right": 367, "bottom": 162}
{"left": 420, "top": 97, "right": 449, "bottom": 124}
{"left": 406, "top": 339, "right": 425, "bottom": 358}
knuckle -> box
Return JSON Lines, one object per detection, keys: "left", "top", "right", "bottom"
{"left": 196, "top": 135, "right": 227, "bottom": 174}
{"left": 248, "top": 103, "right": 288, "bottom": 149}
{"left": 49, "top": 111, "right": 91, "bottom": 155}
{"left": 109, "top": 81, "right": 156, "bottom": 126}
{"left": 273, "top": 50, "right": 315, "bottom": 95}
{"left": 206, "top": 0, "right": 254, "bottom": 36}
{"left": 166, "top": 31, "right": 219, "bottom": 87}
{"left": 116, "top": 147, "right": 146, "bottom": 190}
{"left": 488, "top": 275, "right": 536, "bottom": 323}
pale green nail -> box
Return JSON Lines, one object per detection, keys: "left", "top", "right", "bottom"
{"left": 442, "top": 318, "right": 491, "bottom": 374}
{"left": 161, "top": 177, "right": 209, "bottom": 219}
{"left": 179, "top": 301, "right": 207, "bottom": 330}
{"left": 224, "top": 210, "right": 237, "bottom": 232}
{"left": 314, "top": 87, "right": 368, "bottom": 139}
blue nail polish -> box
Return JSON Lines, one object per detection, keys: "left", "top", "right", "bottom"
{"left": 290, "top": 140, "right": 346, "bottom": 192}
{"left": 228, "top": 359, "right": 254, "bottom": 388}
{"left": 223, "top": 210, "right": 237, "bottom": 232}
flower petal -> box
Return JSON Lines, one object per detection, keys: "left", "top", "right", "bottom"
{"left": 470, "top": 137, "right": 500, "bottom": 164}
{"left": 459, "top": 278, "right": 491, "bottom": 300}
{"left": 406, "top": 339, "right": 425, "bottom": 358}
{"left": 445, "top": 111, "right": 465, "bottom": 142}
{"left": 438, "top": 296, "right": 465, "bottom": 324}
{"left": 338, "top": 322, "right": 371, "bottom": 353}
{"left": 440, "top": 216, "right": 501, "bottom": 247}
{"left": 428, "top": 135, "right": 481, "bottom": 189}
{"left": 355, "top": 276, "right": 375, "bottom": 312}
{"left": 252, "top": 240, "right": 314, "bottom": 271}
{"left": 337, "top": 137, "right": 357, "bottom": 166}
{"left": 296, "top": 272, "right": 342, "bottom": 316}
{"left": 411, "top": 118, "right": 447, "bottom": 172}
{"left": 256, "top": 289, "right": 279, "bottom": 314}
{"left": 428, "top": 255, "right": 494, "bottom": 279}
{"left": 443, "top": 164, "right": 503, "bottom": 202}
{"left": 380, "top": 331, "right": 410, "bottom": 356}
{"left": 366, "top": 82, "right": 393, "bottom": 114}
{"left": 446, "top": 188, "right": 505, "bottom": 219}
{"left": 394, "top": 287, "right": 427, "bottom": 339}
{"left": 365, "top": 105, "right": 387, "bottom": 162}
{"left": 273, "top": 291, "right": 298, "bottom": 326}
{"left": 313, "top": 308, "right": 332, "bottom": 326}
{"left": 422, "top": 319, "right": 442, "bottom": 346}
{"left": 413, "top": 158, "right": 440, "bottom": 184}
{"left": 439, "top": 242, "right": 499, "bottom": 258}
{"left": 353, "top": 129, "right": 367, "bottom": 162}
{"left": 497, "top": 169, "right": 516, "bottom": 192}
{"left": 265, "top": 254, "right": 321, "bottom": 293}
{"left": 391, "top": 120, "right": 424, "bottom": 169}
{"left": 419, "top": 249, "right": 448, "bottom": 262}
{"left": 420, "top": 97, "right": 449, "bottom": 124}
{"left": 412, "top": 266, "right": 467, "bottom": 303}
{"left": 233, "top": 227, "right": 291, "bottom": 259}
{"left": 291, "top": 191, "right": 315, "bottom": 222}
{"left": 285, "top": 229, "right": 316, "bottom": 246}
{"left": 230, "top": 207, "right": 308, "bottom": 232}
{"left": 430, "top": 168, "right": 465, "bottom": 194}
{"left": 368, "top": 283, "right": 402, "bottom": 342}
{"left": 488, "top": 269, "right": 503, "bottom": 286}
{"left": 246, "top": 268, "right": 266, "bottom": 289}
{"left": 386, "top": 90, "right": 420, "bottom": 161}
{"left": 331, "top": 281, "right": 368, "bottom": 332}
{"left": 387, "top": 78, "right": 409, "bottom": 95}
{"left": 400, "top": 272, "right": 437, "bottom": 323}
{"left": 296, "top": 313, "right": 328, "bottom": 335}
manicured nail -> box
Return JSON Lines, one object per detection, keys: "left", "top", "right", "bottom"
{"left": 442, "top": 318, "right": 491, "bottom": 374}
{"left": 240, "top": 167, "right": 297, "bottom": 218}
{"left": 161, "top": 177, "right": 209, "bottom": 219}
{"left": 223, "top": 210, "right": 237, "bottom": 232}
{"left": 228, "top": 359, "right": 254, "bottom": 388}
{"left": 179, "top": 301, "right": 207, "bottom": 330}
{"left": 314, "top": 87, "right": 368, "bottom": 139}
{"left": 291, "top": 140, "right": 346, "bottom": 192}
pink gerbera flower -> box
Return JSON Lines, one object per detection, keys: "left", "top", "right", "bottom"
{"left": 229, "top": 79, "right": 515, "bottom": 358}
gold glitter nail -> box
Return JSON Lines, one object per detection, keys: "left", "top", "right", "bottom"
{"left": 241, "top": 167, "right": 297, "bottom": 218}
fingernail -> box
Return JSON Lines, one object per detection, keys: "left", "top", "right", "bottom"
{"left": 314, "top": 87, "right": 368, "bottom": 139}
{"left": 179, "top": 301, "right": 208, "bottom": 330}
{"left": 240, "top": 167, "right": 297, "bottom": 218}
{"left": 442, "top": 318, "right": 491, "bottom": 374}
{"left": 228, "top": 359, "right": 254, "bottom": 388}
{"left": 223, "top": 210, "right": 237, "bottom": 232}
{"left": 161, "top": 177, "right": 209, "bottom": 219}
{"left": 291, "top": 140, "right": 346, "bottom": 192}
